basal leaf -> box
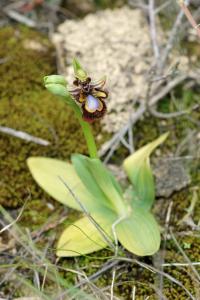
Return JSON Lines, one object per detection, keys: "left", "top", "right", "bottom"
{"left": 57, "top": 208, "right": 117, "bottom": 257}
{"left": 27, "top": 157, "right": 106, "bottom": 212}
{"left": 123, "top": 133, "right": 169, "bottom": 210}
{"left": 72, "top": 154, "right": 127, "bottom": 215}
{"left": 116, "top": 207, "right": 160, "bottom": 256}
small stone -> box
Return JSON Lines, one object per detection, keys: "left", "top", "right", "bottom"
{"left": 154, "top": 158, "right": 191, "bottom": 198}
{"left": 23, "top": 40, "right": 47, "bottom": 52}
{"left": 134, "top": 61, "right": 148, "bottom": 74}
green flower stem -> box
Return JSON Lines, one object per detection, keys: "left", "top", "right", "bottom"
{"left": 70, "top": 100, "right": 98, "bottom": 159}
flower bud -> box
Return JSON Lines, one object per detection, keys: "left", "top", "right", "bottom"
{"left": 44, "top": 75, "right": 67, "bottom": 86}
{"left": 45, "top": 83, "right": 70, "bottom": 98}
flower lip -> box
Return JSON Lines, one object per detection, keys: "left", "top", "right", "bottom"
{"left": 69, "top": 75, "right": 108, "bottom": 122}
{"left": 86, "top": 95, "right": 101, "bottom": 112}
{"left": 82, "top": 99, "right": 107, "bottom": 123}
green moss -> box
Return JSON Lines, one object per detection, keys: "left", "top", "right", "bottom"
{"left": 0, "top": 26, "right": 105, "bottom": 208}
{"left": 93, "top": 0, "right": 126, "bottom": 9}
{"left": 186, "top": 41, "right": 200, "bottom": 60}
{"left": 19, "top": 199, "right": 56, "bottom": 230}
{"left": 0, "top": 26, "right": 54, "bottom": 98}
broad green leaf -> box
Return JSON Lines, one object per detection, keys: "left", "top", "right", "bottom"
{"left": 123, "top": 133, "right": 169, "bottom": 210}
{"left": 72, "top": 154, "right": 127, "bottom": 215}
{"left": 27, "top": 157, "right": 106, "bottom": 212}
{"left": 57, "top": 208, "right": 117, "bottom": 257}
{"left": 116, "top": 207, "right": 160, "bottom": 256}
{"left": 72, "top": 58, "right": 88, "bottom": 81}
{"left": 71, "top": 155, "right": 115, "bottom": 211}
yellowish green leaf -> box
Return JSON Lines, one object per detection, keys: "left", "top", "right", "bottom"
{"left": 123, "top": 133, "right": 169, "bottom": 210}
{"left": 72, "top": 155, "right": 126, "bottom": 215}
{"left": 27, "top": 157, "right": 105, "bottom": 212}
{"left": 116, "top": 207, "right": 160, "bottom": 256}
{"left": 57, "top": 208, "right": 117, "bottom": 257}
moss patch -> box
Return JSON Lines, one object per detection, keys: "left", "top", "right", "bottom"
{"left": 0, "top": 25, "right": 105, "bottom": 208}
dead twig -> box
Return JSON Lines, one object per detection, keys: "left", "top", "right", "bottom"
{"left": 3, "top": 8, "right": 36, "bottom": 28}
{"left": 100, "top": 101, "right": 145, "bottom": 162}
{"left": 158, "top": 0, "right": 190, "bottom": 74}
{"left": 0, "top": 126, "right": 50, "bottom": 146}
{"left": 178, "top": 0, "right": 200, "bottom": 39}
{"left": 148, "top": 0, "right": 160, "bottom": 64}
{"left": 148, "top": 103, "right": 199, "bottom": 119}
{"left": 155, "top": 1, "right": 172, "bottom": 15}
{"left": 100, "top": 74, "right": 187, "bottom": 161}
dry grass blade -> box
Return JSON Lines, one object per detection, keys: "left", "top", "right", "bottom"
{"left": 163, "top": 262, "right": 200, "bottom": 267}
{"left": 0, "top": 206, "right": 99, "bottom": 300}
{"left": 58, "top": 176, "right": 115, "bottom": 250}
{"left": 110, "top": 215, "right": 126, "bottom": 300}
{"left": 0, "top": 199, "right": 28, "bottom": 234}
{"left": 114, "top": 257, "right": 196, "bottom": 300}
{"left": 170, "top": 229, "right": 200, "bottom": 282}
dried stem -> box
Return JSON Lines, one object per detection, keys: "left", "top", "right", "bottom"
{"left": 148, "top": 0, "right": 160, "bottom": 64}
{"left": 178, "top": 0, "right": 200, "bottom": 38}
{"left": 0, "top": 125, "right": 50, "bottom": 146}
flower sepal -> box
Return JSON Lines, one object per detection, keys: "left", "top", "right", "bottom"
{"left": 73, "top": 58, "right": 88, "bottom": 81}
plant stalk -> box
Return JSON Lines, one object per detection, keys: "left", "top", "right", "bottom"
{"left": 70, "top": 101, "right": 98, "bottom": 159}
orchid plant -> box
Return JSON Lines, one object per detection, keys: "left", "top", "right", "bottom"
{"left": 27, "top": 59, "right": 168, "bottom": 257}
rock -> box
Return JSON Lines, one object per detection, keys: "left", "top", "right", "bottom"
{"left": 62, "top": 0, "right": 95, "bottom": 16}
{"left": 23, "top": 39, "right": 48, "bottom": 52}
{"left": 154, "top": 158, "right": 191, "bottom": 197}
{"left": 52, "top": 6, "right": 191, "bottom": 133}
{"left": 52, "top": 7, "right": 154, "bottom": 133}
{"left": 109, "top": 157, "right": 191, "bottom": 198}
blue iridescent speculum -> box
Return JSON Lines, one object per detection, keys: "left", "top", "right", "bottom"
{"left": 86, "top": 95, "right": 102, "bottom": 112}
